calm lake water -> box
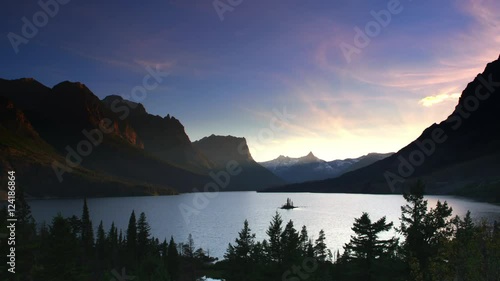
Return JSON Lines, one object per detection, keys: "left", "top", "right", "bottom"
{"left": 28, "top": 192, "right": 500, "bottom": 259}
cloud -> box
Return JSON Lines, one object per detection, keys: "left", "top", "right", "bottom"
{"left": 419, "top": 93, "right": 461, "bottom": 107}
{"left": 312, "top": 0, "right": 499, "bottom": 94}
{"left": 246, "top": 0, "right": 500, "bottom": 161}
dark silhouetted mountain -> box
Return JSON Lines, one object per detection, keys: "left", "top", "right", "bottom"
{"left": 265, "top": 56, "right": 500, "bottom": 202}
{"left": 102, "top": 95, "right": 214, "bottom": 172}
{"left": 0, "top": 96, "right": 178, "bottom": 199}
{"left": 260, "top": 152, "right": 393, "bottom": 183}
{"left": 0, "top": 79, "right": 143, "bottom": 149}
{"left": 338, "top": 153, "right": 395, "bottom": 174}
{"left": 0, "top": 97, "right": 40, "bottom": 139}
{"left": 193, "top": 135, "right": 286, "bottom": 191}
{"left": 0, "top": 79, "right": 211, "bottom": 197}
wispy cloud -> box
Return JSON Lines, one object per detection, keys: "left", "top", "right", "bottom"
{"left": 419, "top": 93, "right": 461, "bottom": 107}
{"left": 312, "top": 0, "right": 499, "bottom": 95}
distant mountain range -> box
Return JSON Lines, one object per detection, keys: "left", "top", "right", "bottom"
{"left": 3, "top": 56, "right": 499, "bottom": 201}
{"left": 260, "top": 152, "right": 393, "bottom": 183}
{"left": 265, "top": 55, "right": 500, "bottom": 203}
{"left": 193, "top": 135, "right": 285, "bottom": 190}
{"left": 0, "top": 79, "right": 284, "bottom": 198}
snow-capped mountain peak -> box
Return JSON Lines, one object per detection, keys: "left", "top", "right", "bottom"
{"left": 259, "top": 152, "right": 393, "bottom": 183}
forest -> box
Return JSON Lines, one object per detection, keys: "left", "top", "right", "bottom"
{"left": 1, "top": 181, "right": 499, "bottom": 281}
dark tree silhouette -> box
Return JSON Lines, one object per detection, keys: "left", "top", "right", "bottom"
{"left": 126, "top": 210, "right": 137, "bottom": 266}
{"left": 167, "top": 236, "right": 180, "bottom": 281}
{"left": 399, "top": 180, "right": 453, "bottom": 281}
{"left": 314, "top": 229, "right": 328, "bottom": 262}
{"left": 137, "top": 212, "right": 151, "bottom": 259}
{"left": 280, "top": 220, "right": 301, "bottom": 266}
{"left": 80, "top": 198, "right": 94, "bottom": 259}
{"left": 265, "top": 212, "right": 283, "bottom": 263}
{"left": 343, "top": 212, "right": 397, "bottom": 280}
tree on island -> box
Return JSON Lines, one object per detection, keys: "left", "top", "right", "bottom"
{"left": 281, "top": 198, "right": 296, "bottom": 209}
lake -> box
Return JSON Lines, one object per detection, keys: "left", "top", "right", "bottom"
{"left": 28, "top": 192, "right": 500, "bottom": 259}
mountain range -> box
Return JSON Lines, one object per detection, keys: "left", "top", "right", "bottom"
{"left": 260, "top": 152, "right": 393, "bottom": 183}
{"left": 2, "top": 56, "right": 499, "bottom": 201}
{"left": 265, "top": 56, "right": 500, "bottom": 203}
{"left": 0, "top": 79, "right": 284, "bottom": 198}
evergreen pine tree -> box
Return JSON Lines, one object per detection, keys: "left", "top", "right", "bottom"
{"left": 446, "top": 211, "right": 483, "bottom": 281}
{"left": 81, "top": 198, "right": 94, "bottom": 258}
{"left": 314, "top": 229, "right": 328, "bottom": 262}
{"left": 167, "top": 236, "right": 179, "bottom": 281}
{"left": 161, "top": 238, "right": 168, "bottom": 261}
{"left": 14, "top": 186, "right": 37, "bottom": 280}
{"left": 42, "top": 215, "right": 82, "bottom": 281}
{"left": 343, "top": 212, "right": 397, "bottom": 280}
{"left": 67, "top": 215, "right": 81, "bottom": 237}
{"left": 399, "top": 180, "right": 453, "bottom": 281}
{"left": 299, "top": 225, "right": 309, "bottom": 256}
{"left": 96, "top": 220, "right": 106, "bottom": 261}
{"left": 224, "top": 220, "right": 257, "bottom": 281}
{"left": 266, "top": 212, "right": 283, "bottom": 263}
{"left": 126, "top": 210, "right": 137, "bottom": 255}
{"left": 118, "top": 229, "right": 123, "bottom": 245}
{"left": 137, "top": 212, "right": 151, "bottom": 258}
{"left": 281, "top": 220, "right": 301, "bottom": 266}
{"left": 227, "top": 220, "right": 255, "bottom": 261}
{"left": 183, "top": 233, "right": 195, "bottom": 258}
{"left": 306, "top": 238, "right": 315, "bottom": 258}
{"left": 108, "top": 222, "right": 119, "bottom": 267}
{"left": 126, "top": 210, "right": 137, "bottom": 268}
{"left": 251, "top": 240, "right": 267, "bottom": 264}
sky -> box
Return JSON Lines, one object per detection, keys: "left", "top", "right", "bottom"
{"left": 1, "top": 0, "right": 499, "bottom": 162}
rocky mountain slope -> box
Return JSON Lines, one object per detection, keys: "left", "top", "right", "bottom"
{"left": 193, "top": 135, "right": 286, "bottom": 191}
{"left": 101, "top": 95, "right": 214, "bottom": 172}
{"left": 265, "top": 56, "right": 500, "bottom": 202}
{"left": 0, "top": 79, "right": 282, "bottom": 197}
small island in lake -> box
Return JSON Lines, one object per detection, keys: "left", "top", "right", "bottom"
{"left": 280, "top": 198, "right": 297, "bottom": 209}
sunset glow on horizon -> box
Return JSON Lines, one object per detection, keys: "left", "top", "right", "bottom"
{"left": 1, "top": 0, "right": 499, "bottom": 161}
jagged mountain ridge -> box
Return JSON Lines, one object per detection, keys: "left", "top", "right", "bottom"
{"left": 101, "top": 95, "right": 214, "bottom": 172}
{"left": 0, "top": 78, "right": 282, "bottom": 197}
{"left": 260, "top": 152, "right": 393, "bottom": 183}
{"left": 265, "top": 55, "right": 500, "bottom": 202}
{"left": 0, "top": 96, "right": 179, "bottom": 198}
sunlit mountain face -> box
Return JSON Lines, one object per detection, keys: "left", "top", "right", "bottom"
{"left": 2, "top": 0, "right": 499, "bottom": 162}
